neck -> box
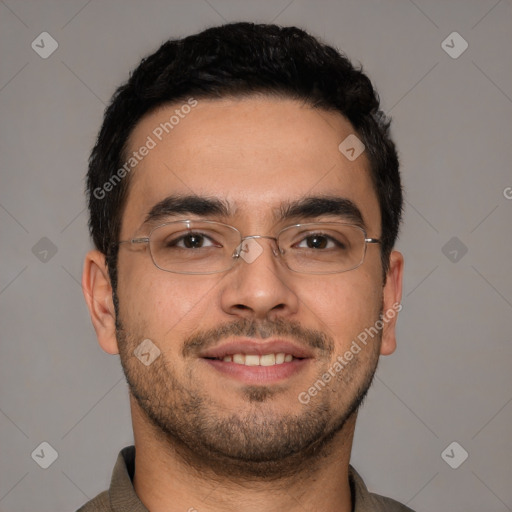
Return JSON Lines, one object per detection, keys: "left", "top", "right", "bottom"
{"left": 131, "top": 398, "right": 357, "bottom": 512}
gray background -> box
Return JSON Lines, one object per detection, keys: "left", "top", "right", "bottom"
{"left": 1, "top": 0, "right": 511, "bottom": 511}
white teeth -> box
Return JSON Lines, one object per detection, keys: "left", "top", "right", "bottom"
{"left": 260, "top": 354, "right": 276, "bottom": 366}
{"left": 233, "top": 354, "right": 245, "bottom": 364}
{"left": 220, "top": 352, "right": 295, "bottom": 366}
{"left": 245, "top": 354, "right": 260, "bottom": 366}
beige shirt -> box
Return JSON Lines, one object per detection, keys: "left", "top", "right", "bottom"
{"left": 77, "top": 446, "right": 415, "bottom": 512}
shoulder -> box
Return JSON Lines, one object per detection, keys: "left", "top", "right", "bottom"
{"left": 366, "top": 492, "right": 415, "bottom": 511}
{"left": 76, "top": 490, "right": 111, "bottom": 512}
{"left": 349, "top": 465, "right": 416, "bottom": 512}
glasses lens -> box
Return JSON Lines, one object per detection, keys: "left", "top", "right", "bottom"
{"left": 148, "top": 221, "right": 240, "bottom": 274}
{"left": 278, "top": 223, "right": 367, "bottom": 274}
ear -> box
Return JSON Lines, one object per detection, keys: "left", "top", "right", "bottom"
{"left": 380, "top": 250, "right": 404, "bottom": 356}
{"left": 82, "top": 250, "right": 119, "bottom": 355}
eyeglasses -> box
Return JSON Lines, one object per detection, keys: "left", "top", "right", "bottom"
{"left": 117, "top": 220, "right": 380, "bottom": 275}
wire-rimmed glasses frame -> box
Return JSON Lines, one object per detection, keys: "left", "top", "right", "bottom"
{"left": 117, "top": 219, "right": 381, "bottom": 275}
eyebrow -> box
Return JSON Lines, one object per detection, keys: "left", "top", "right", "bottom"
{"left": 142, "top": 194, "right": 366, "bottom": 229}
{"left": 278, "top": 196, "right": 366, "bottom": 228}
{"left": 143, "top": 195, "right": 232, "bottom": 226}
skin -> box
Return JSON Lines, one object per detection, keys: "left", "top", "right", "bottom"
{"left": 83, "top": 96, "right": 403, "bottom": 512}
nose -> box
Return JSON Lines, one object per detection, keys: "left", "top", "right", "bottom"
{"left": 220, "top": 236, "right": 299, "bottom": 320}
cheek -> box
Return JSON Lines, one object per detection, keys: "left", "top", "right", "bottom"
{"left": 299, "top": 272, "right": 382, "bottom": 346}
{"left": 153, "top": 277, "right": 223, "bottom": 330}
{"left": 118, "top": 262, "right": 222, "bottom": 339}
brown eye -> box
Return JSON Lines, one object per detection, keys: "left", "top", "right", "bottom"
{"left": 182, "top": 234, "right": 206, "bottom": 248}
{"left": 165, "top": 233, "right": 218, "bottom": 249}
{"left": 296, "top": 234, "right": 337, "bottom": 250}
{"left": 306, "top": 235, "right": 328, "bottom": 249}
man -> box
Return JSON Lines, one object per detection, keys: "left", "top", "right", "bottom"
{"left": 80, "top": 22, "right": 409, "bottom": 511}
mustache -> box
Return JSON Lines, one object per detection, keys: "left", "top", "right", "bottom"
{"left": 181, "top": 318, "right": 334, "bottom": 358}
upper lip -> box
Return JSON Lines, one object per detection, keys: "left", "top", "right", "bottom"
{"left": 199, "top": 339, "right": 314, "bottom": 359}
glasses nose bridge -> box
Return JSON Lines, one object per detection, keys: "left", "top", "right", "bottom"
{"left": 237, "top": 234, "right": 281, "bottom": 258}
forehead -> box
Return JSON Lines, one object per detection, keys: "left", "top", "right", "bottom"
{"left": 121, "top": 96, "right": 380, "bottom": 234}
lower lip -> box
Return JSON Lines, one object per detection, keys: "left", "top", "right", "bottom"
{"left": 201, "top": 358, "right": 310, "bottom": 385}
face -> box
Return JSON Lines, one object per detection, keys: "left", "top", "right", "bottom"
{"left": 85, "top": 95, "right": 403, "bottom": 478}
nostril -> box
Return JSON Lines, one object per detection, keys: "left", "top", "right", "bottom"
{"left": 234, "top": 304, "right": 251, "bottom": 311}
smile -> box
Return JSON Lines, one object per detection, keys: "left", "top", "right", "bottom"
{"left": 208, "top": 353, "right": 296, "bottom": 366}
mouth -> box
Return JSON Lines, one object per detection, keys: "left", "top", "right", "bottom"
{"left": 199, "top": 339, "right": 312, "bottom": 384}
{"left": 205, "top": 352, "right": 297, "bottom": 366}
